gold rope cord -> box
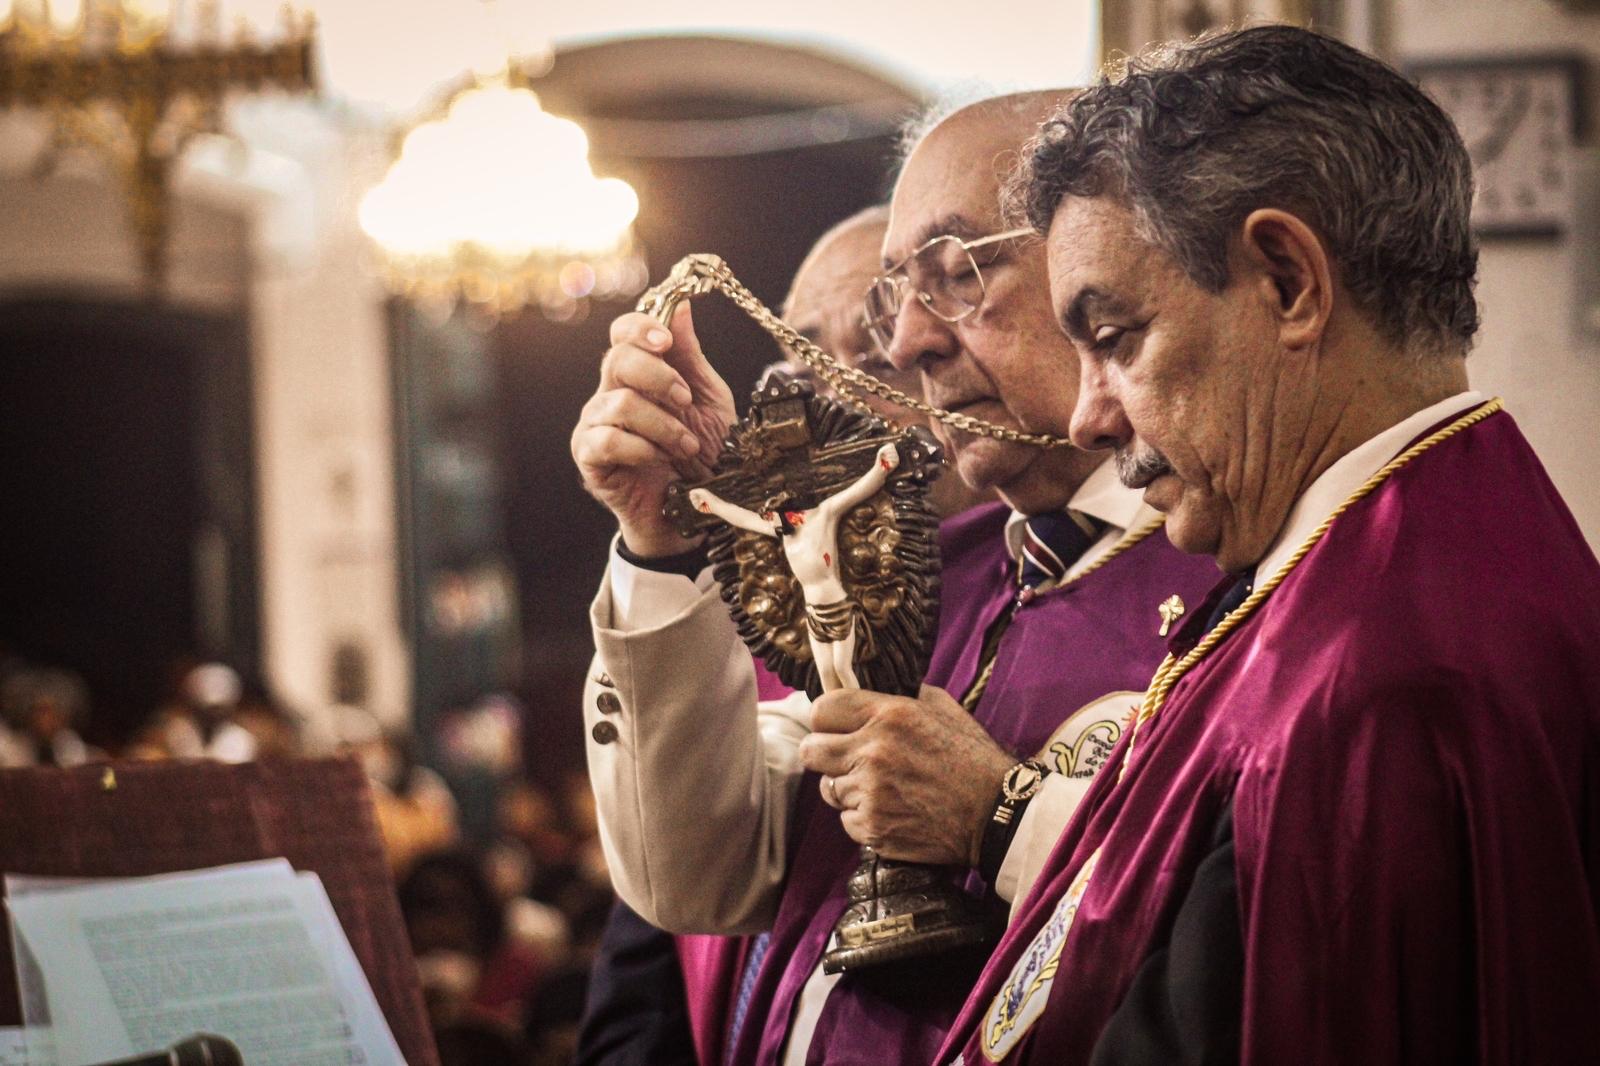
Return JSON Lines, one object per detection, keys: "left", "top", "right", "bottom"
{"left": 962, "top": 514, "right": 1168, "bottom": 711}
{"left": 1117, "top": 397, "right": 1505, "bottom": 781}
{"left": 637, "top": 253, "right": 1075, "bottom": 449}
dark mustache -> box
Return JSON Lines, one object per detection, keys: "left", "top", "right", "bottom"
{"left": 1114, "top": 447, "right": 1173, "bottom": 488}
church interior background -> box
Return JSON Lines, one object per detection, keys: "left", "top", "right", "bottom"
{"left": 0, "top": 0, "right": 1596, "bottom": 1060}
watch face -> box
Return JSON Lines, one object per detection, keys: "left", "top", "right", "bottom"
{"left": 1003, "top": 759, "right": 1048, "bottom": 801}
{"left": 1412, "top": 56, "right": 1584, "bottom": 236}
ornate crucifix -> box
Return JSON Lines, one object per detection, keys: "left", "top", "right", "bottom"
{"left": 642, "top": 254, "right": 995, "bottom": 972}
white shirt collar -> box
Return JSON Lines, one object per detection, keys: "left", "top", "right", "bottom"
{"left": 1003, "top": 458, "right": 1151, "bottom": 563}
{"left": 1251, "top": 390, "right": 1486, "bottom": 590}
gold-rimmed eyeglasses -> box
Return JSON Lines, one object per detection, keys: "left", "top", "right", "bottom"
{"left": 863, "top": 227, "right": 1032, "bottom": 355}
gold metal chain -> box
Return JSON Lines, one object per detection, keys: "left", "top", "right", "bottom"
{"left": 1117, "top": 397, "right": 1506, "bottom": 782}
{"left": 637, "top": 253, "right": 1075, "bottom": 449}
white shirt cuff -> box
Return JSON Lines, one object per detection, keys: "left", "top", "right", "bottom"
{"left": 609, "top": 537, "right": 716, "bottom": 631}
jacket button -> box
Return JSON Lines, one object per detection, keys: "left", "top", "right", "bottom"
{"left": 596, "top": 691, "right": 622, "bottom": 715}
{"left": 592, "top": 720, "right": 619, "bottom": 745}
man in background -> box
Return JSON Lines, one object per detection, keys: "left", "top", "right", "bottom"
{"left": 779, "top": 204, "right": 991, "bottom": 518}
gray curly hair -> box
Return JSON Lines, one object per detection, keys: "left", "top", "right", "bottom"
{"left": 1016, "top": 25, "right": 1479, "bottom": 357}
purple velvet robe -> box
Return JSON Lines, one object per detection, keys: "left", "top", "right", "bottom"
{"left": 681, "top": 501, "right": 1218, "bottom": 1065}
{"left": 940, "top": 409, "right": 1600, "bottom": 1065}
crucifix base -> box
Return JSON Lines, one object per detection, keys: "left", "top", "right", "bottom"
{"left": 822, "top": 847, "right": 996, "bottom": 974}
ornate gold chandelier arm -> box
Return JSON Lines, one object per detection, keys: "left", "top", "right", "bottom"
{"left": 0, "top": 9, "right": 317, "bottom": 293}
{"left": 637, "top": 253, "right": 1073, "bottom": 449}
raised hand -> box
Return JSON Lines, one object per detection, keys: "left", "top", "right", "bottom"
{"left": 571, "top": 304, "right": 736, "bottom": 557}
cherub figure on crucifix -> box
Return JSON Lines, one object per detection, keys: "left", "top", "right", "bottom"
{"left": 689, "top": 441, "right": 899, "bottom": 692}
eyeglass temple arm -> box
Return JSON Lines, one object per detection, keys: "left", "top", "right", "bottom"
{"left": 969, "top": 226, "right": 1035, "bottom": 249}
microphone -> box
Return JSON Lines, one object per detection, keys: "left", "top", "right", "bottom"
{"left": 86, "top": 1033, "right": 244, "bottom": 1066}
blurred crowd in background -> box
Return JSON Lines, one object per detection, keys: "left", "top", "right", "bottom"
{"left": 0, "top": 646, "right": 610, "bottom": 1066}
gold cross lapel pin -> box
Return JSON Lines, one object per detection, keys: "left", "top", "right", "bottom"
{"left": 1157, "top": 594, "right": 1186, "bottom": 637}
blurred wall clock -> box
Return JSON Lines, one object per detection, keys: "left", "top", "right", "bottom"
{"left": 1410, "top": 55, "right": 1586, "bottom": 237}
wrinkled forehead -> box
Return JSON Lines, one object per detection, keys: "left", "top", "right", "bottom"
{"left": 1045, "top": 195, "right": 1195, "bottom": 324}
{"left": 885, "top": 124, "right": 1017, "bottom": 266}
{"left": 1045, "top": 196, "right": 1129, "bottom": 294}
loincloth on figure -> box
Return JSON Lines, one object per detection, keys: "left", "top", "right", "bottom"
{"left": 803, "top": 598, "right": 876, "bottom": 663}
{"left": 805, "top": 598, "right": 855, "bottom": 641}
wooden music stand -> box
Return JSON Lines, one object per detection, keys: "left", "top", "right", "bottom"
{"left": 0, "top": 756, "right": 439, "bottom": 1066}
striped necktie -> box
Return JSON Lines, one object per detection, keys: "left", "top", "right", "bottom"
{"left": 1017, "top": 511, "right": 1105, "bottom": 604}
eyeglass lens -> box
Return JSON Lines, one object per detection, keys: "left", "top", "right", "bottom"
{"left": 864, "top": 236, "right": 986, "bottom": 354}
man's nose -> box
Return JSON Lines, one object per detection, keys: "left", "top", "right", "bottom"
{"left": 1069, "top": 359, "right": 1132, "bottom": 452}
{"left": 884, "top": 294, "right": 959, "bottom": 373}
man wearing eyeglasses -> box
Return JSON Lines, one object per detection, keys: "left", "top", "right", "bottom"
{"left": 572, "top": 93, "right": 1217, "bottom": 1064}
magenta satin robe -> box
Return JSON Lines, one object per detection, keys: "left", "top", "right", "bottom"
{"left": 941, "top": 408, "right": 1600, "bottom": 1065}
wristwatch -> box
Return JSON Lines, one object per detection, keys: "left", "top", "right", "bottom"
{"left": 993, "top": 759, "right": 1051, "bottom": 826}
{"left": 979, "top": 759, "right": 1051, "bottom": 885}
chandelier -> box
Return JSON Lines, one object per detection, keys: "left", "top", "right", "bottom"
{"left": 358, "top": 70, "right": 647, "bottom": 320}
{"left": 0, "top": 0, "right": 317, "bottom": 291}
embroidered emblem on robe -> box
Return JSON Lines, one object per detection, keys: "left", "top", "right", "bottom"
{"left": 982, "top": 847, "right": 1102, "bottom": 1061}
{"left": 1037, "top": 691, "right": 1141, "bottom": 779}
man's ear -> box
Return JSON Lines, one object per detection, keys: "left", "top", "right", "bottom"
{"left": 1237, "top": 208, "right": 1333, "bottom": 353}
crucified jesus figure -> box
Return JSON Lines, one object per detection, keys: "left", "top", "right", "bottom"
{"left": 689, "top": 442, "right": 900, "bottom": 692}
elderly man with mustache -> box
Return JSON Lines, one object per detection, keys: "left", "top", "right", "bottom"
{"left": 939, "top": 25, "right": 1600, "bottom": 1066}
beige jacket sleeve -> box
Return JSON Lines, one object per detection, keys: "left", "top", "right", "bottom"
{"left": 584, "top": 557, "right": 812, "bottom": 935}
